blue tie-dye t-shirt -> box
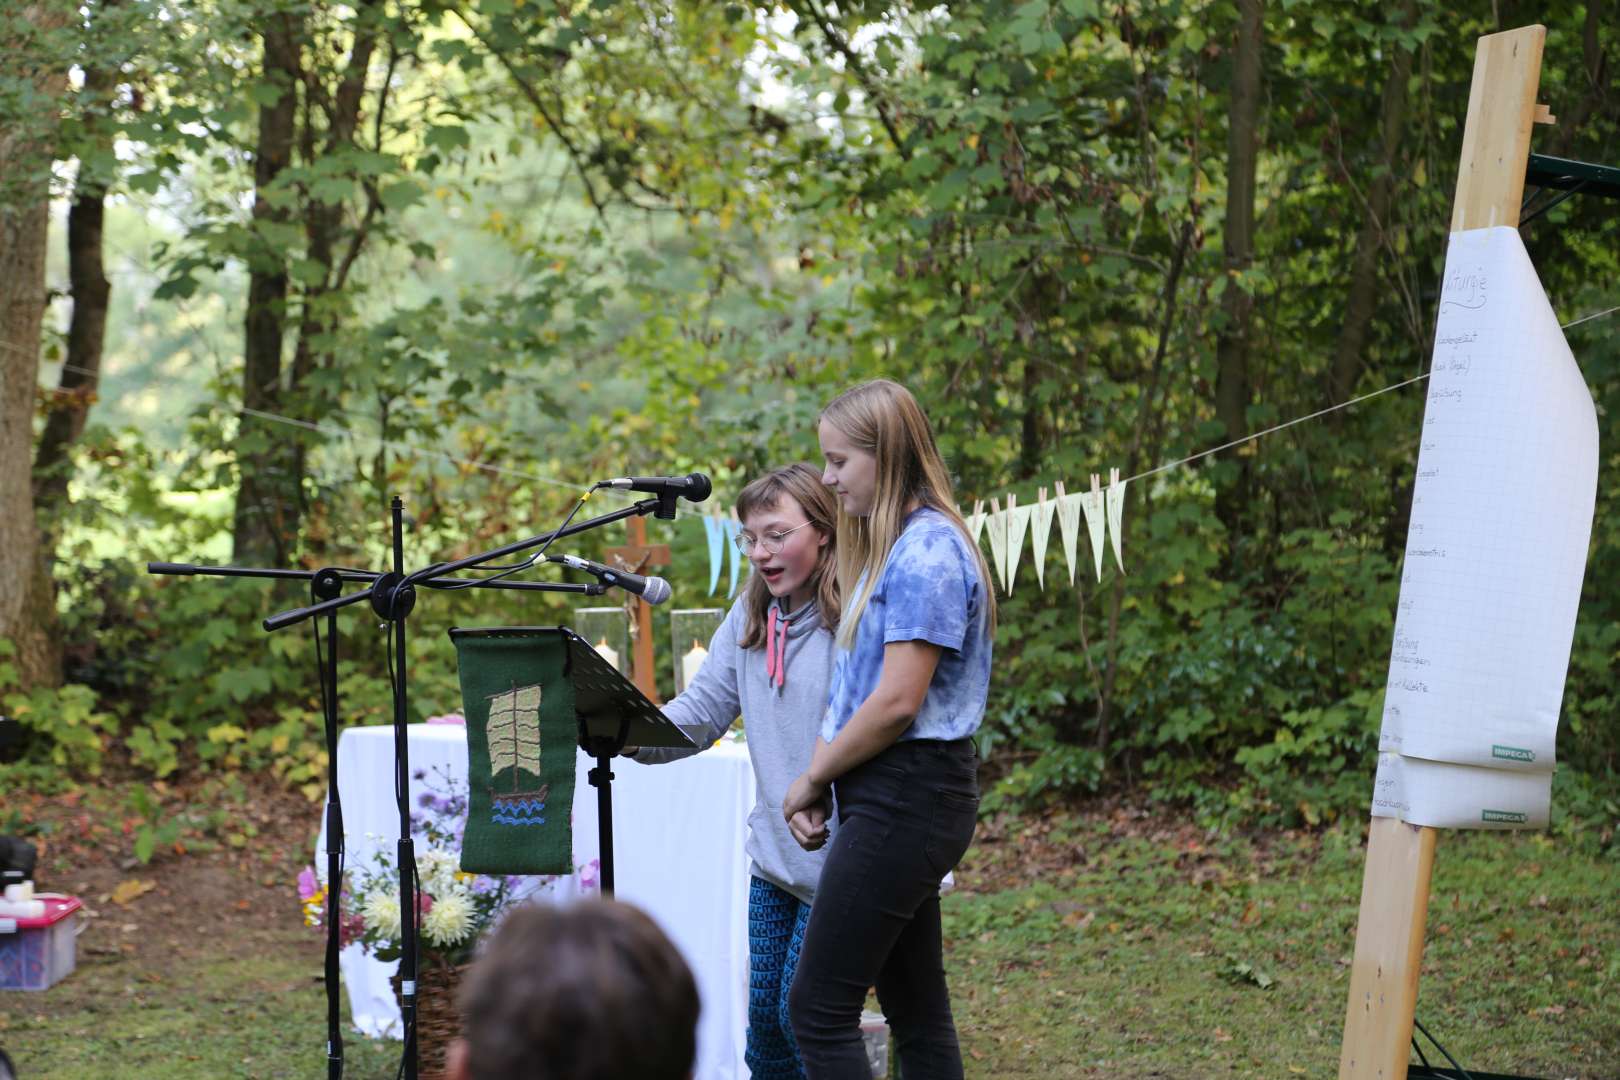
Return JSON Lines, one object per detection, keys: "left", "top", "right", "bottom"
{"left": 821, "top": 507, "right": 993, "bottom": 744}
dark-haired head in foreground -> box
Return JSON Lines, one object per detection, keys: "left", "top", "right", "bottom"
{"left": 448, "top": 899, "right": 700, "bottom": 1080}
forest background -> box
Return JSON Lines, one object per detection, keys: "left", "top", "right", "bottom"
{"left": 2, "top": 0, "right": 1618, "bottom": 839}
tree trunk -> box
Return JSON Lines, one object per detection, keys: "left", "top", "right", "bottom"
{"left": 34, "top": 36, "right": 117, "bottom": 546}
{"left": 1330, "top": 0, "right": 1418, "bottom": 404}
{"left": 1212, "top": 0, "right": 1263, "bottom": 540}
{"left": 1542, "top": 0, "right": 1610, "bottom": 161}
{"left": 1094, "top": 220, "right": 1195, "bottom": 757}
{"left": 1213, "top": 0, "right": 1263, "bottom": 447}
{"left": 0, "top": 1, "right": 70, "bottom": 690}
{"left": 233, "top": 12, "right": 303, "bottom": 567}
{"left": 293, "top": 4, "right": 380, "bottom": 414}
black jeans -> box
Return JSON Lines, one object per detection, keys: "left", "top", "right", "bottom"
{"left": 788, "top": 737, "right": 979, "bottom": 1079}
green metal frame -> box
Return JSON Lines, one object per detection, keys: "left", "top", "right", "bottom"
{"left": 1526, "top": 153, "right": 1620, "bottom": 199}
{"left": 1521, "top": 153, "right": 1620, "bottom": 223}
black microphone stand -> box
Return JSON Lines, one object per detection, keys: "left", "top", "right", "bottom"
{"left": 150, "top": 486, "right": 679, "bottom": 1080}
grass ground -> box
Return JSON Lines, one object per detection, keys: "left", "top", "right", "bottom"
{"left": 2, "top": 779, "right": 1615, "bottom": 1078}
{"left": 946, "top": 810, "right": 1619, "bottom": 1077}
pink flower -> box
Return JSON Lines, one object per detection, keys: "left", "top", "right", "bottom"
{"left": 298, "top": 866, "right": 320, "bottom": 901}
{"left": 425, "top": 713, "right": 466, "bottom": 726}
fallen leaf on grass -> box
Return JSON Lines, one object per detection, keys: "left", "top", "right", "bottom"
{"left": 1061, "top": 908, "right": 1094, "bottom": 930}
{"left": 1218, "top": 953, "right": 1276, "bottom": 990}
{"left": 109, "top": 879, "right": 156, "bottom": 906}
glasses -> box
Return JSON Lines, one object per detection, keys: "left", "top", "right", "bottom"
{"left": 735, "top": 521, "right": 813, "bottom": 556}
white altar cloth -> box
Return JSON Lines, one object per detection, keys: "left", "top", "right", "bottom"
{"left": 315, "top": 723, "right": 755, "bottom": 1080}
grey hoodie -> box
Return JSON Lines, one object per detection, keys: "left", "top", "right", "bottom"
{"left": 632, "top": 595, "right": 832, "bottom": 904}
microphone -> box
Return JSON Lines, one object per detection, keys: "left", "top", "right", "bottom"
{"left": 547, "top": 554, "right": 672, "bottom": 605}
{"left": 597, "top": 472, "right": 712, "bottom": 503}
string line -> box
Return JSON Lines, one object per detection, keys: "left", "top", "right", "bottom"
{"left": 1128, "top": 372, "right": 1431, "bottom": 484}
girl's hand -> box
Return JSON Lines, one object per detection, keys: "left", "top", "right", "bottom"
{"left": 782, "top": 771, "right": 827, "bottom": 822}
{"left": 788, "top": 803, "right": 828, "bottom": 851}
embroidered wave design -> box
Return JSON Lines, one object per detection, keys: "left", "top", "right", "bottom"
{"left": 490, "top": 798, "right": 547, "bottom": 827}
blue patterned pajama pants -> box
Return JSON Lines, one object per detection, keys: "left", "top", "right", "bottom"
{"left": 747, "top": 875, "right": 812, "bottom": 1080}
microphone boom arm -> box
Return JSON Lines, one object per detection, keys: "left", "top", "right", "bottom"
{"left": 260, "top": 496, "right": 663, "bottom": 632}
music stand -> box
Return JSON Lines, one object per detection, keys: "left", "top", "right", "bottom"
{"left": 447, "top": 626, "right": 694, "bottom": 896}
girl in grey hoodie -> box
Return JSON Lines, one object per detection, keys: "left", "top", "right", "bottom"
{"left": 629, "top": 462, "right": 840, "bottom": 1080}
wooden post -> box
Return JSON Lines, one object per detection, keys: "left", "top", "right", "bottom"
{"left": 1338, "top": 25, "right": 1546, "bottom": 1080}
{"left": 604, "top": 516, "right": 670, "bottom": 704}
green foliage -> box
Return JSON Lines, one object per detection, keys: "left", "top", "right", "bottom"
{"left": 126, "top": 785, "right": 184, "bottom": 864}
{"left": 11, "top": 0, "right": 1619, "bottom": 827}
{"left": 0, "top": 640, "right": 116, "bottom": 775}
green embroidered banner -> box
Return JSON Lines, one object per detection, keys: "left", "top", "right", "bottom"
{"left": 451, "top": 629, "right": 576, "bottom": 876}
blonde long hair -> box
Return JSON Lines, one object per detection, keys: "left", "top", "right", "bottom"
{"left": 734, "top": 463, "right": 842, "bottom": 650}
{"left": 820, "top": 379, "right": 996, "bottom": 649}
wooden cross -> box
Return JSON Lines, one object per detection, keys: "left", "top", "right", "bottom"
{"left": 603, "top": 516, "right": 670, "bottom": 704}
{"left": 1340, "top": 25, "right": 1550, "bottom": 1079}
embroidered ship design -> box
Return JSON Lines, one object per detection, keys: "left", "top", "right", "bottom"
{"left": 486, "top": 682, "right": 548, "bottom": 827}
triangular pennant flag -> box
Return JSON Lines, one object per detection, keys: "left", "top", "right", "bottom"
{"left": 704, "top": 509, "right": 724, "bottom": 596}
{"left": 1105, "top": 467, "right": 1127, "bottom": 574}
{"left": 1030, "top": 487, "right": 1056, "bottom": 590}
{"left": 725, "top": 510, "right": 744, "bottom": 598}
{"left": 1081, "top": 474, "right": 1107, "bottom": 582}
{"left": 1054, "top": 481, "right": 1083, "bottom": 586}
{"left": 984, "top": 497, "right": 1009, "bottom": 592}
{"left": 967, "top": 499, "right": 987, "bottom": 547}
{"left": 1004, "top": 494, "right": 1033, "bottom": 595}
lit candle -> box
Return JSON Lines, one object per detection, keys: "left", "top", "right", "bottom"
{"left": 681, "top": 639, "right": 708, "bottom": 691}
{"left": 594, "top": 637, "right": 621, "bottom": 672}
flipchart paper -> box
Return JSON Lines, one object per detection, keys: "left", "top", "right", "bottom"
{"left": 1371, "top": 226, "right": 1597, "bottom": 829}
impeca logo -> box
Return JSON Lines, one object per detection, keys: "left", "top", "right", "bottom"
{"left": 1491, "top": 745, "right": 1535, "bottom": 763}
{"left": 1481, "top": 809, "right": 1529, "bottom": 824}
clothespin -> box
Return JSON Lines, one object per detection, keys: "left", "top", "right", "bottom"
{"left": 1105, "top": 467, "right": 1127, "bottom": 574}
{"left": 1082, "top": 473, "right": 1107, "bottom": 581}
{"left": 1005, "top": 493, "right": 1032, "bottom": 595}
{"left": 1054, "top": 480, "right": 1083, "bottom": 587}
{"left": 985, "top": 497, "right": 1009, "bottom": 592}
{"left": 1030, "top": 486, "right": 1056, "bottom": 590}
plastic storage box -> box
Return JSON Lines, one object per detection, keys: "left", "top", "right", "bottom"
{"left": 0, "top": 895, "right": 82, "bottom": 991}
{"left": 860, "top": 1009, "right": 890, "bottom": 1078}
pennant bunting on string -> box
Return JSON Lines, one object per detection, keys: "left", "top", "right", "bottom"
{"left": 1030, "top": 487, "right": 1056, "bottom": 590}
{"left": 1054, "top": 481, "right": 1083, "bottom": 586}
{"left": 984, "top": 497, "right": 1009, "bottom": 592}
{"left": 724, "top": 512, "right": 744, "bottom": 597}
{"left": 967, "top": 499, "right": 987, "bottom": 548}
{"left": 1105, "top": 468, "right": 1127, "bottom": 574}
{"left": 1081, "top": 474, "right": 1107, "bottom": 582}
{"left": 704, "top": 509, "right": 725, "bottom": 596}
{"left": 1004, "top": 494, "right": 1033, "bottom": 595}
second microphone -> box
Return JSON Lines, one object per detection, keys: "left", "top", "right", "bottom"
{"left": 547, "top": 554, "right": 672, "bottom": 605}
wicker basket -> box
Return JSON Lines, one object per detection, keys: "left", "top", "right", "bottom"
{"left": 391, "top": 956, "right": 468, "bottom": 1079}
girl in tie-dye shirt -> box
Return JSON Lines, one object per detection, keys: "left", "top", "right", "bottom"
{"left": 781, "top": 378, "right": 995, "bottom": 1080}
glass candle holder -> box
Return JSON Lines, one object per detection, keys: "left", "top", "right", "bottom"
{"left": 670, "top": 608, "right": 725, "bottom": 696}
{"left": 574, "top": 607, "right": 630, "bottom": 674}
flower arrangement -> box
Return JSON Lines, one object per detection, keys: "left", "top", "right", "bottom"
{"left": 299, "top": 767, "right": 526, "bottom": 966}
